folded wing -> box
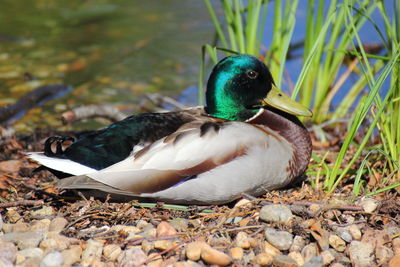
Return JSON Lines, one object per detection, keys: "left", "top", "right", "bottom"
{"left": 59, "top": 120, "right": 277, "bottom": 195}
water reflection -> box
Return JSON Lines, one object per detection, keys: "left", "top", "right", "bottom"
{"left": 0, "top": 0, "right": 214, "bottom": 130}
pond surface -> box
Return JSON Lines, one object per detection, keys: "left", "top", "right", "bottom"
{"left": 0, "top": 0, "right": 395, "bottom": 132}
{"left": 0, "top": 0, "right": 214, "bottom": 131}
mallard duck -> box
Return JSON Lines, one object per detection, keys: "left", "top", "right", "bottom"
{"left": 29, "top": 54, "right": 312, "bottom": 204}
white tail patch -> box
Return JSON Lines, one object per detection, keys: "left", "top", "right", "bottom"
{"left": 27, "top": 152, "right": 97, "bottom": 176}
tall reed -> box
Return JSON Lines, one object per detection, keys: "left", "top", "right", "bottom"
{"left": 202, "top": 0, "right": 399, "bottom": 194}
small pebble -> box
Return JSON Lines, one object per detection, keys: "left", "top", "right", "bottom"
{"left": 365, "top": 229, "right": 390, "bottom": 248}
{"left": 0, "top": 258, "right": 13, "bottom": 267}
{"left": 342, "top": 214, "right": 355, "bottom": 224}
{"left": 264, "top": 228, "right": 293, "bottom": 251}
{"left": 348, "top": 240, "right": 375, "bottom": 267}
{"left": 186, "top": 241, "right": 206, "bottom": 261}
{"left": 61, "top": 246, "right": 82, "bottom": 266}
{"left": 272, "top": 254, "right": 298, "bottom": 267}
{"left": 200, "top": 245, "right": 232, "bottom": 266}
{"left": 225, "top": 216, "right": 243, "bottom": 224}
{"left": 383, "top": 221, "right": 400, "bottom": 237}
{"left": 30, "top": 206, "right": 54, "bottom": 217}
{"left": 288, "top": 251, "right": 304, "bottom": 266}
{"left": 323, "top": 210, "right": 336, "bottom": 219}
{"left": 302, "top": 255, "right": 323, "bottom": 267}
{"left": 103, "top": 244, "right": 122, "bottom": 262}
{"left": 170, "top": 218, "right": 188, "bottom": 232}
{"left": 18, "top": 230, "right": 47, "bottom": 250}
{"left": 301, "top": 243, "right": 318, "bottom": 263}
{"left": 360, "top": 197, "right": 378, "bottom": 213}
{"left": 154, "top": 240, "right": 175, "bottom": 250}
{"left": 330, "top": 263, "right": 346, "bottom": 267}
{"left": 376, "top": 246, "right": 394, "bottom": 265}
{"left": 31, "top": 219, "right": 51, "bottom": 231}
{"left": 393, "top": 238, "right": 400, "bottom": 254}
{"left": 39, "top": 237, "right": 69, "bottom": 252}
{"left": 12, "top": 222, "right": 30, "bottom": 232}
{"left": 259, "top": 204, "right": 293, "bottom": 224}
{"left": 334, "top": 227, "right": 352, "bottom": 243}
{"left": 329, "top": 234, "right": 346, "bottom": 252}
{"left": 111, "top": 225, "right": 140, "bottom": 234}
{"left": 320, "top": 250, "right": 335, "bottom": 265}
{"left": 1, "top": 229, "right": 44, "bottom": 247}
{"left": 162, "top": 256, "right": 178, "bottom": 266}
{"left": 234, "top": 231, "right": 251, "bottom": 249}
{"left": 252, "top": 253, "right": 273, "bottom": 265}
{"left": 147, "top": 252, "right": 163, "bottom": 267}
{"left": 263, "top": 241, "right": 281, "bottom": 257}
{"left": 337, "top": 255, "right": 352, "bottom": 265}
{"left": 243, "top": 250, "right": 255, "bottom": 264}
{"left": 81, "top": 239, "right": 103, "bottom": 266}
{"left": 0, "top": 241, "right": 17, "bottom": 263}
{"left": 234, "top": 198, "right": 252, "bottom": 208}
{"left": 16, "top": 248, "right": 43, "bottom": 264}
{"left": 173, "top": 261, "right": 202, "bottom": 267}
{"left": 389, "top": 253, "right": 400, "bottom": 267}
{"left": 136, "top": 219, "right": 149, "bottom": 229}
{"left": 348, "top": 224, "right": 362, "bottom": 240}
{"left": 289, "top": 236, "right": 306, "bottom": 252}
{"left": 210, "top": 236, "right": 230, "bottom": 247}
{"left": 40, "top": 251, "right": 64, "bottom": 267}
{"left": 248, "top": 237, "right": 258, "bottom": 248}
{"left": 157, "top": 221, "right": 177, "bottom": 237}
{"left": 143, "top": 227, "right": 157, "bottom": 237}
{"left": 6, "top": 208, "right": 21, "bottom": 223}
{"left": 118, "top": 247, "right": 147, "bottom": 266}
{"left": 141, "top": 240, "right": 154, "bottom": 254}
{"left": 301, "top": 219, "right": 316, "bottom": 229}
{"left": 1, "top": 224, "right": 13, "bottom": 234}
{"left": 230, "top": 247, "right": 243, "bottom": 260}
{"left": 47, "top": 232, "right": 78, "bottom": 246}
{"left": 49, "top": 217, "right": 68, "bottom": 233}
{"left": 309, "top": 203, "right": 320, "bottom": 212}
{"left": 127, "top": 233, "right": 145, "bottom": 241}
{"left": 18, "top": 257, "right": 41, "bottom": 267}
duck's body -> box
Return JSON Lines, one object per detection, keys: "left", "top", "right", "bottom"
{"left": 29, "top": 55, "right": 312, "bottom": 204}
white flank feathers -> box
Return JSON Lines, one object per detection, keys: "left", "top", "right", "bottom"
{"left": 27, "top": 152, "right": 97, "bottom": 175}
{"left": 83, "top": 121, "right": 292, "bottom": 200}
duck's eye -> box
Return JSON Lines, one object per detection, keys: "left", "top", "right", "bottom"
{"left": 246, "top": 70, "right": 258, "bottom": 79}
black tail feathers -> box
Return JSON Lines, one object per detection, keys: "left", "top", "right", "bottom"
{"left": 44, "top": 136, "right": 75, "bottom": 157}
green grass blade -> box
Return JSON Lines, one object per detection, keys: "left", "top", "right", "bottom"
{"left": 204, "top": 0, "right": 229, "bottom": 48}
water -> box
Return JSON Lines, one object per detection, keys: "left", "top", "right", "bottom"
{"left": 0, "top": 0, "right": 214, "bottom": 130}
{"left": 0, "top": 0, "right": 395, "bottom": 131}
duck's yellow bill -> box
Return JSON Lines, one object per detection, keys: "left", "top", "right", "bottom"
{"left": 262, "top": 86, "right": 313, "bottom": 117}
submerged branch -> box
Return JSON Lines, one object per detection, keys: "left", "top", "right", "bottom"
{"left": 0, "top": 84, "right": 71, "bottom": 125}
{"left": 62, "top": 105, "right": 127, "bottom": 124}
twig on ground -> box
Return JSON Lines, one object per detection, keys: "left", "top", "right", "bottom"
{"left": 327, "top": 219, "right": 367, "bottom": 227}
{"left": 0, "top": 199, "right": 44, "bottom": 208}
{"left": 128, "top": 234, "right": 181, "bottom": 246}
{"left": 314, "top": 204, "right": 364, "bottom": 217}
{"left": 143, "top": 242, "right": 183, "bottom": 265}
{"left": 225, "top": 225, "right": 264, "bottom": 232}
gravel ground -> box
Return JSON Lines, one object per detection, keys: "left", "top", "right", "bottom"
{"left": 0, "top": 134, "right": 400, "bottom": 267}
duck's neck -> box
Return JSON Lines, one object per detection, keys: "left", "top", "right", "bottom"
{"left": 249, "top": 108, "right": 312, "bottom": 181}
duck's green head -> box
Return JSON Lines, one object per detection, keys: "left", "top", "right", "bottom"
{"left": 205, "top": 54, "right": 312, "bottom": 121}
